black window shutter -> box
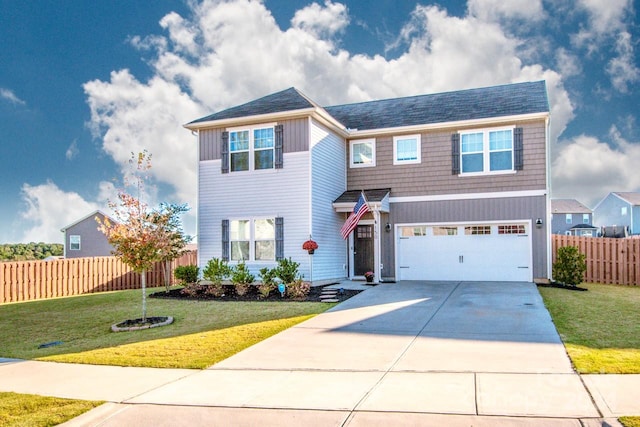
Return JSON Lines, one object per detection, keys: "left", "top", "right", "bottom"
{"left": 514, "top": 127, "right": 524, "bottom": 171}
{"left": 221, "top": 219, "right": 230, "bottom": 261}
{"left": 275, "top": 217, "right": 284, "bottom": 260}
{"left": 274, "top": 124, "right": 284, "bottom": 169}
{"left": 221, "top": 131, "right": 229, "bottom": 174}
{"left": 451, "top": 133, "right": 460, "bottom": 175}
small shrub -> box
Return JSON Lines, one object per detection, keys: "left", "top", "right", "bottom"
{"left": 180, "top": 283, "right": 205, "bottom": 297}
{"left": 553, "top": 245, "right": 587, "bottom": 287}
{"left": 275, "top": 257, "right": 300, "bottom": 284}
{"left": 203, "top": 258, "right": 231, "bottom": 285}
{"left": 204, "top": 283, "right": 225, "bottom": 297}
{"left": 287, "top": 278, "right": 311, "bottom": 300}
{"left": 174, "top": 265, "right": 199, "bottom": 285}
{"left": 234, "top": 283, "right": 251, "bottom": 296}
{"left": 258, "top": 267, "right": 277, "bottom": 299}
{"left": 231, "top": 261, "right": 255, "bottom": 286}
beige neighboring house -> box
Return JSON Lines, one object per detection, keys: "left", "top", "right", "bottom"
{"left": 60, "top": 210, "right": 115, "bottom": 258}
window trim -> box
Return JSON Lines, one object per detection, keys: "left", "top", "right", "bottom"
{"left": 227, "top": 123, "right": 276, "bottom": 173}
{"left": 583, "top": 214, "right": 590, "bottom": 224}
{"left": 566, "top": 214, "right": 572, "bottom": 224}
{"left": 69, "top": 235, "right": 81, "bottom": 251}
{"left": 458, "top": 126, "right": 516, "bottom": 176}
{"left": 393, "top": 134, "right": 421, "bottom": 165}
{"left": 349, "top": 138, "right": 376, "bottom": 168}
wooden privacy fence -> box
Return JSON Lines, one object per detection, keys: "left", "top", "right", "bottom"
{"left": 0, "top": 251, "right": 197, "bottom": 304}
{"left": 552, "top": 235, "right": 640, "bottom": 286}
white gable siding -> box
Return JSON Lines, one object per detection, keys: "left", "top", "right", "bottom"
{"left": 310, "top": 119, "right": 348, "bottom": 282}
{"left": 198, "top": 152, "right": 311, "bottom": 278}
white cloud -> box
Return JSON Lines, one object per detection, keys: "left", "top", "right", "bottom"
{"left": 606, "top": 31, "right": 639, "bottom": 93}
{"left": 20, "top": 181, "right": 101, "bottom": 243}
{"left": 0, "top": 87, "right": 26, "bottom": 105}
{"left": 65, "top": 139, "right": 79, "bottom": 160}
{"left": 576, "top": 0, "right": 631, "bottom": 37}
{"left": 552, "top": 131, "right": 640, "bottom": 207}
{"left": 467, "top": 0, "right": 545, "bottom": 23}
{"left": 555, "top": 48, "right": 582, "bottom": 78}
{"left": 291, "top": 1, "right": 349, "bottom": 39}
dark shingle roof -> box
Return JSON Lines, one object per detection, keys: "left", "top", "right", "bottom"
{"left": 188, "top": 81, "right": 549, "bottom": 131}
{"left": 333, "top": 189, "right": 391, "bottom": 204}
{"left": 324, "top": 81, "right": 549, "bottom": 131}
{"left": 188, "top": 88, "right": 316, "bottom": 124}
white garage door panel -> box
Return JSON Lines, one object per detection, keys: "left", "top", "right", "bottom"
{"left": 398, "top": 224, "right": 531, "bottom": 282}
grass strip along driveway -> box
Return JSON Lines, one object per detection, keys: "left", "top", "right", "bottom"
{"left": 0, "top": 287, "right": 334, "bottom": 369}
{"left": 0, "top": 392, "right": 102, "bottom": 427}
{"left": 539, "top": 282, "right": 640, "bottom": 374}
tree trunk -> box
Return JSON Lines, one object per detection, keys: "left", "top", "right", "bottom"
{"left": 141, "top": 269, "right": 147, "bottom": 322}
{"left": 163, "top": 260, "right": 172, "bottom": 293}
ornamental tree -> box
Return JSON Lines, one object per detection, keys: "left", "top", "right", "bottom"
{"left": 97, "top": 151, "right": 190, "bottom": 321}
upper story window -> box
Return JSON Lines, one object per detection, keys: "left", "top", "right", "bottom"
{"left": 393, "top": 134, "right": 421, "bottom": 165}
{"left": 583, "top": 214, "right": 589, "bottom": 224}
{"left": 69, "top": 235, "right": 81, "bottom": 250}
{"left": 621, "top": 206, "right": 628, "bottom": 216}
{"left": 566, "top": 214, "right": 572, "bottom": 224}
{"left": 350, "top": 139, "right": 375, "bottom": 168}
{"left": 459, "top": 127, "right": 515, "bottom": 175}
{"left": 228, "top": 124, "right": 275, "bottom": 172}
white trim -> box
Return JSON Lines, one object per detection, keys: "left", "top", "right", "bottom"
{"left": 389, "top": 190, "right": 547, "bottom": 204}
{"left": 349, "top": 138, "right": 376, "bottom": 168}
{"left": 459, "top": 125, "right": 515, "bottom": 175}
{"left": 393, "top": 134, "right": 421, "bottom": 165}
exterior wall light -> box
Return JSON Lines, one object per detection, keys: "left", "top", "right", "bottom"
{"left": 535, "top": 218, "right": 543, "bottom": 228}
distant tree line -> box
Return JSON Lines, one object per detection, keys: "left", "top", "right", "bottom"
{"left": 0, "top": 243, "right": 63, "bottom": 261}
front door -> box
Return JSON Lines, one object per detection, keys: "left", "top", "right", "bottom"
{"left": 353, "top": 224, "right": 374, "bottom": 276}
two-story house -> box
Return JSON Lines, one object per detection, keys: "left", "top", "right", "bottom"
{"left": 185, "top": 81, "right": 551, "bottom": 284}
{"left": 60, "top": 210, "right": 115, "bottom": 258}
{"left": 593, "top": 192, "right": 640, "bottom": 236}
{"left": 551, "top": 199, "right": 597, "bottom": 236}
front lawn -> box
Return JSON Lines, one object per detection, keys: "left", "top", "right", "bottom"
{"left": 0, "top": 287, "right": 333, "bottom": 369}
{"left": 0, "top": 392, "right": 102, "bottom": 427}
{"left": 539, "top": 283, "right": 640, "bottom": 374}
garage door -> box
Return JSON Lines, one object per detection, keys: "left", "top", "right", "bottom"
{"left": 397, "top": 223, "right": 532, "bottom": 282}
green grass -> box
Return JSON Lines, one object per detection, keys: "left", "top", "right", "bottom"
{"left": 0, "top": 392, "right": 102, "bottom": 427}
{"left": 539, "top": 283, "right": 640, "bottom": 374}
{"left": 0, "top": 287, "right": 333, "bottom": 368}
{"left": 620, "top": 417, "right": 640, "bottom": 427}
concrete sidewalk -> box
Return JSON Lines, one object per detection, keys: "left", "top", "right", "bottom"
{"left": 0, "top": 281, "right": 637, "bottom": 426}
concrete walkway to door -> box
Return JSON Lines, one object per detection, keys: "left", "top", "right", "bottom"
{"left": 1, "top": 281, "right": 633, "bottom": 426}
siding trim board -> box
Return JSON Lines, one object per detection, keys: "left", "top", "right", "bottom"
{"left": 390, "top": 189, "right": 546, "bottom": 203}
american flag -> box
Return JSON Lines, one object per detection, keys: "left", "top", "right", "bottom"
{"left": 340, "top": 192, "right": 370, "bottom": 239}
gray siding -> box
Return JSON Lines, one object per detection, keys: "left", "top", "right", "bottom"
{"left": 551, "top": 213, "right": 593, "bottom": 235}
{"left": 310, "top": 119, "right": 348, "bottom": 282}
{"left": 347, "top": 120, "right": 547, "bottom": 196}
{"left": 199, "top": 118, "right": 309, "bottom": 161}
{"left": 64, "top": 213, "right": 114, "bottom": 258}
{"left": 593, "top": 194, "right": 632, "bottom": 231}
{"left": 386, "top": 195, "right": 548, "bottom": 280}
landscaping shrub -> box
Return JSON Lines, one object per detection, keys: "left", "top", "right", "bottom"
{"left": 180, "top": 283, "right": 205, "bottom": 296}
{"left": 174, "top": 265, "right": 199, "bottom": 285}
{"left": 231, "top": 261, "right": 255, "bottom": 296}
{"left": 553, "top": 245, "right": 587, "bottom": 287}
{"left": 202, "top": 258, "right": 231, "bottom": 285}
{"left": 275, "top": 257, "right": 300, "bottom": 284}
{"left": 287, "top": 278, "right": 311, "bottom": 300}
{"left": 258, "top": 267, "right": 277, "bottom": 299}
{"left": 203, "top": 283, "right": 225, "bottom": 297}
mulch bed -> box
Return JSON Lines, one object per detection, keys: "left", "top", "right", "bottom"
{"left": 150, "top": 284, "right": 363, "bottom": 303}
{"left": 536, "top": 282, "right": 588, "bottom": 291}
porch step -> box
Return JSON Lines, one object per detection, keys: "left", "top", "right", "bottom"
{"left": 320, "top": 298, "right": 339, "bottom": 303}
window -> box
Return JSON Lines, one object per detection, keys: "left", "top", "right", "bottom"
{"left": 69, "top": 235, "right": 81, "bottom": 250}
{"left": 622, "top": 207, "right": 628, "bottom": 216}
{"left": 465, "top": 226, "right": 491, "bottom": 235}
{"left": 566, "top": 214, "right": 572, "bottom": 224}
{"left": 393, "top": 134, "right": 421, "bottom": 165}
{"left": 228, "top": 125, "right": 274, "bottom": 172}
{"left": 498, "top": 225, "right": 526, "bottom": 234}
{"left": 350, "top": 139, "right": 375, "bottom": 167}
{"left": 229, "top": 219, "right": 276, "bottom": 261}
{"left": 583, "top": 214, "right": 590, "bottom": 224}
{"left": 459, "top": 127, "right": 514, "bottom": 174}
{"left": 433, "top": 226, "right": 458, "bottom": 236}
{"left": 400, "top": 226, "right": 426, "bottom": 237}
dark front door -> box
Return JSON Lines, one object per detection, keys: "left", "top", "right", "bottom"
{"left": 353, "top": 224, "right": 374, "bottom": 276}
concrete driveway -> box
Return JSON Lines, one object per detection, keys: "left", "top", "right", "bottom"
{"left": 118, "top": 281, "right": 599, "bottom": 424}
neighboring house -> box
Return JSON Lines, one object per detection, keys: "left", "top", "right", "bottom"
{"left": 185, "top": 81, "right": 551, "bottom": 283}
{"left": 593, "top": 192, "right": 640, "bottom": 235}
{"left": 60, "top": 210, "right": 115, "bottom": 258}
{"left": 551, "top": 199, "right": 597, "bottom": 236}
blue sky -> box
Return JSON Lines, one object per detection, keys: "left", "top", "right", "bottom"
{"left": 0, "top": 0, "right": 638, "bottom": 243}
